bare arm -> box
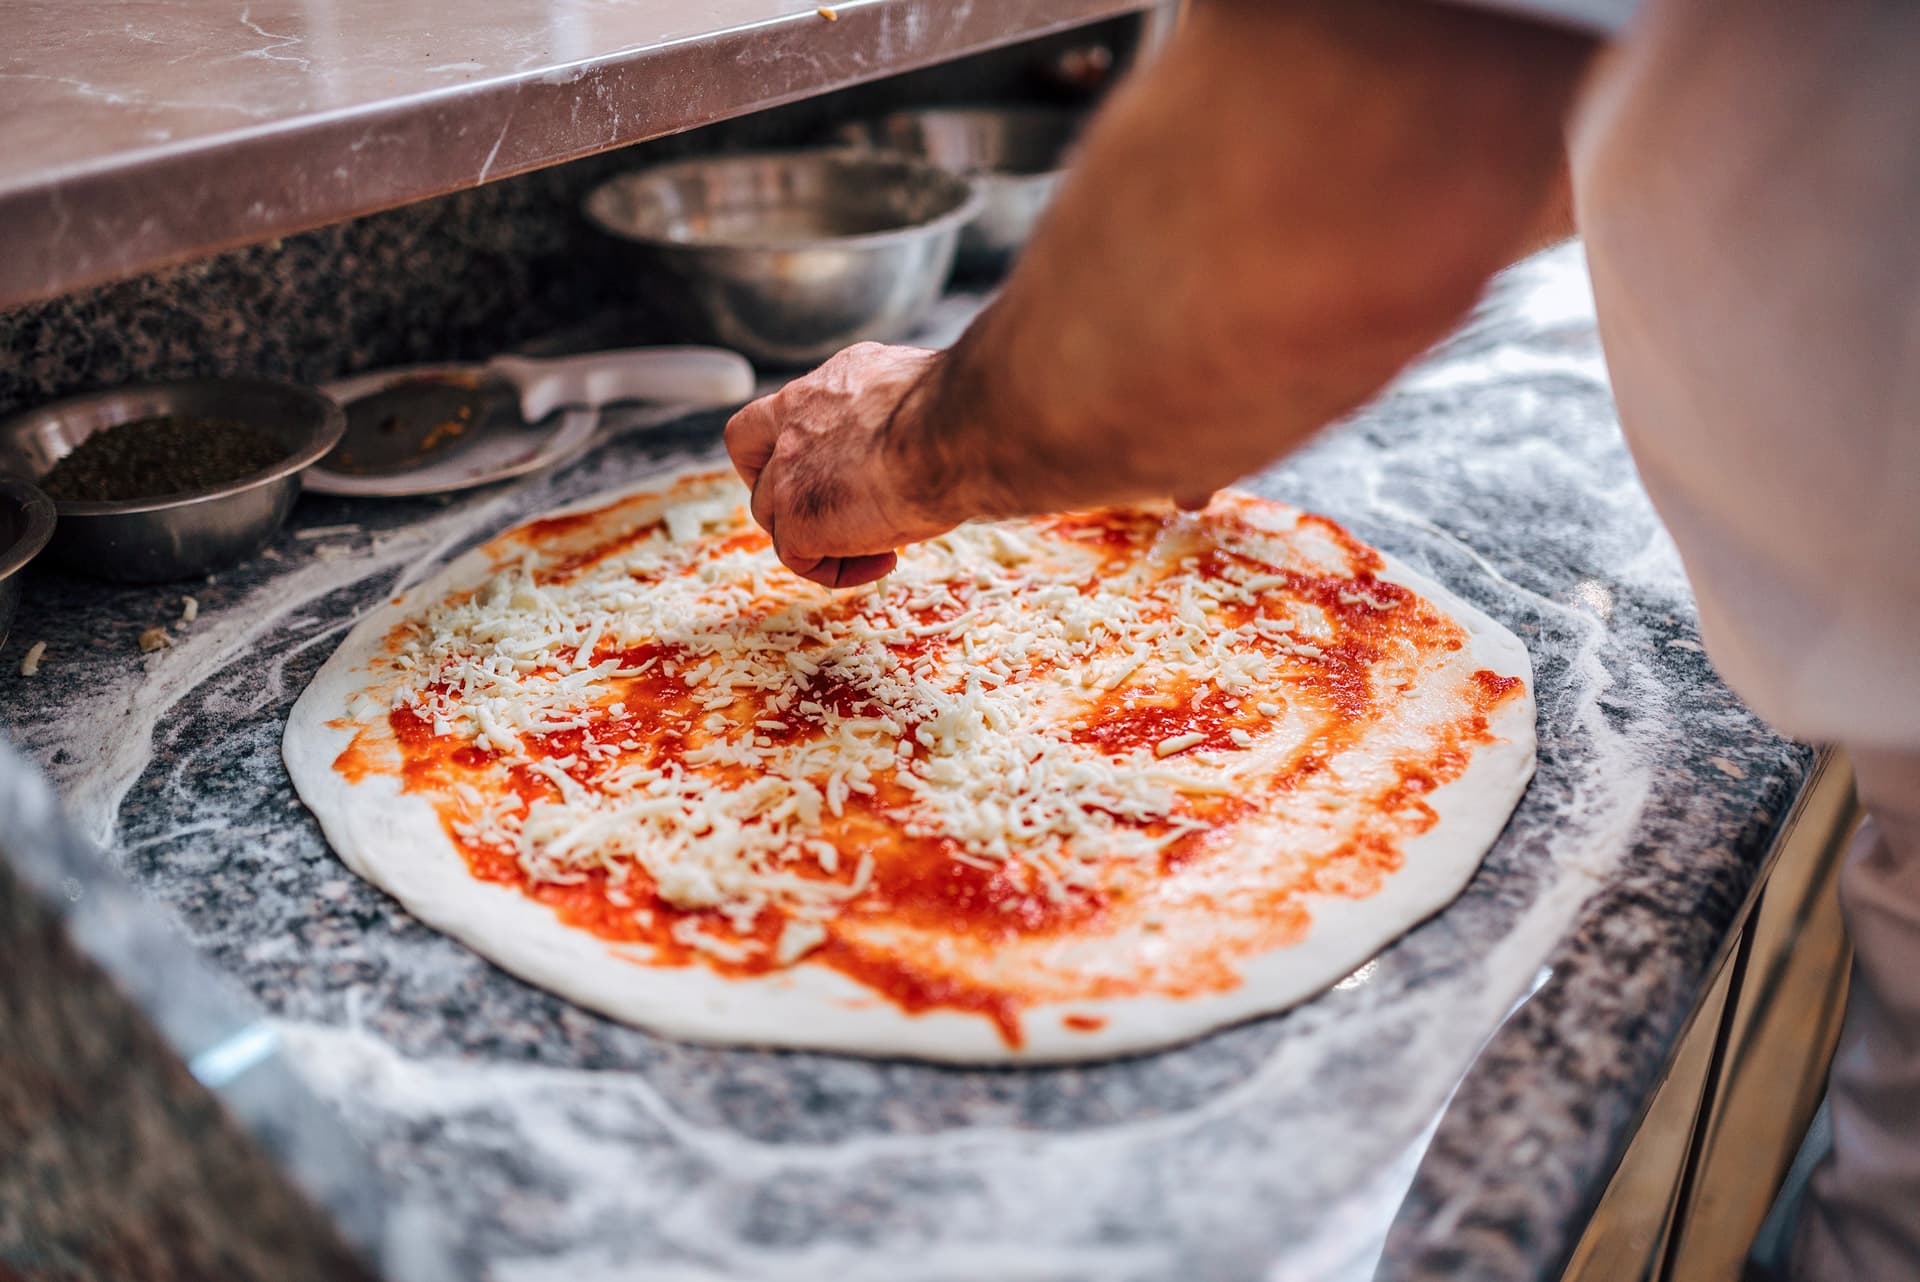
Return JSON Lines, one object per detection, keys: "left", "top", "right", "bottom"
{"left": 727, "top": 0, "right": 1594, "bottom": 586}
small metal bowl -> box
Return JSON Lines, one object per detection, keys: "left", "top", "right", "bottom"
{"left": 0, "top": 476, "right": 55, "bottom": 651}
{"left": 0, "top": 379, "right": 345, "bottom": 583}
{"left": 836, "top": 107, "right": 1085, "bottom": 278}
{"left": 584, "top": 149, "right": 983, "bottom": 367}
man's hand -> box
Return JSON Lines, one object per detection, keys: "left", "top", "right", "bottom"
{"left": 728, "top": 0, "right": 1591, "bottom": 585}
{"left": 724, "top": 343, "right": 956, "bottom": 588}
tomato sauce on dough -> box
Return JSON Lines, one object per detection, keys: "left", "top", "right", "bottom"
{"left": 336, "top": 490, "right": 1527, "bottom": 1047}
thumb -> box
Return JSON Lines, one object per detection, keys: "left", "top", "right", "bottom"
{"left": 780, "top": 550, "right": 899, "bottom": 590}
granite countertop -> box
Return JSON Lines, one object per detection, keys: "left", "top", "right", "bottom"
{"left": 0, "top": 244, "right": 1813, "bottom": 1282}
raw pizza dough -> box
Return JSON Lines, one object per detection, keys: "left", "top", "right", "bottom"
{"left": 285, "top": 461, "right": 1535, "bottom": 1062}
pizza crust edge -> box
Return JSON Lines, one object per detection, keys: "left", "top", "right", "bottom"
{"left": 283, "top": 456, "right": 1537, "bottom": 1063}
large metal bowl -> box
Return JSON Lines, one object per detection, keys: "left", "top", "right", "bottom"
{"left": 836, "top": 107, "right": 1085, "bottom": 278}
{"left": 0, "top": 379, "right": 345, "bottom": 582}
{"left": 0, "top": 476, "right": 55, "bottom": 652}
{"left": 584, "top": 150, "right": 983, "bottom": 367}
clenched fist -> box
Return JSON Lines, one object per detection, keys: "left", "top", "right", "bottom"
{"left": 725, "top": 343, "right": 957, "bottom": 588}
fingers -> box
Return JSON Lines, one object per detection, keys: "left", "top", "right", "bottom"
{"left": 750, "top": 451, "right": 900, "bottom": 588}
{"left": 724, "top": 396, "right": 779, "bottom": 492}
{"left": 1175, "top": 491, "right": 1216, "bottom": 512}
{"left": 748, "top": 463, "right": 778, "bottom": 545}
{"left": 727, "top": 342, "right": 946, "bottom": 589}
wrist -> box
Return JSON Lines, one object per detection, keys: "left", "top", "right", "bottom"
{"left": 876, "top": 353, "right": 972, "bottom": 535}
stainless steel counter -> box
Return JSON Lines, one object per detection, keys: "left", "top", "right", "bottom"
{"left": 0, "top": 0, "right": 1150, "bottom": 310}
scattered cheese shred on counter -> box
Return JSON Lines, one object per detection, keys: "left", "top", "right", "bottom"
{"left": 377, "top": 481, "right": 1367, "bottom": 959}
{"left": 179, "top": 596, "right": 199, "bottom": 625}
{"left": 137, "top": 626, "right": 170, "bottom": 653}
{"left": 19, "top": 641, "right": 46, "bottom": 677}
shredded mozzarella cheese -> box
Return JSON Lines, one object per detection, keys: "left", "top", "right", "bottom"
{"left": 379, "top": 482, "right": 1360, "bottom": 959}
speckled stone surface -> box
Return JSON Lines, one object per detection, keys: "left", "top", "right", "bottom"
{"left": 0, "top": 245, "right": 1814, "bottom": 1282}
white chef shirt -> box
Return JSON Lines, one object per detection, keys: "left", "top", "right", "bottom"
{"left": 1437, "top": 4, "right": 1920, "bottom": 1280}
{"left": 1454, "top": 0, "right": 1920, "bottom": 753}
{"left": 1572, "top": 9, "right": 1920, "bottom": 1279}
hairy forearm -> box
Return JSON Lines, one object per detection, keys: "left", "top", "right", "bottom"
{"left": 889, "top": 0, "right": 1594, "bottom": 521}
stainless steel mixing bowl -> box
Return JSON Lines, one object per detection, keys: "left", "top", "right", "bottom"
{"left": 0, "top": 378, "right": 345, "bottom": 582}
{"left": 836, "top": 107, "right": 1085, "bottom": 277}
{"left": 0, "top": 476, "right": 55, "bottom": 652}
{"left": 584, "top": 150, "right": 982, "bottom": 367}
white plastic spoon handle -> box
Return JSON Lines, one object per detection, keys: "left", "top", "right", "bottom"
{"left": 490, "top": 347, "right": 755, "bottom": 421}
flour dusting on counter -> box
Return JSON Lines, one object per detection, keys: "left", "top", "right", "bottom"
{"left": 0, "top": 257, "right": 1816, "bottom": 1282}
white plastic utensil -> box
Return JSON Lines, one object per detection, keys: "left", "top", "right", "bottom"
{"left": 306, "top": 345, "right": 755, "bottom": 497}
{"left": 487, "top": 348, "right": 756, "bottom": 422}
